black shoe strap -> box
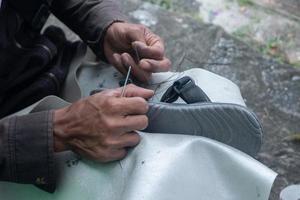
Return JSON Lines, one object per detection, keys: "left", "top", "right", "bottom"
{"left": 160, "top": 76, "right": 211, "bottom": 104}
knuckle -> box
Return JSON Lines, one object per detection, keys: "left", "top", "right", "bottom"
{"left": 102, "top": 97, "right": 112, "bottom": 107}
{"left": 106, "top": 98, "right": 117, "bottom": 107}
{"left": 102, "top": 117, "right": 116, "bottom": 130}
{"left": 109, "top": 100, "right": 123, "bottom": 112}
{"left": 140, "top": 115, "right": 149, "bottom": 130}
{"left": 106, "top": 90, "right": 120, "bottom": 97}
{"left": 105, "top": 118, "right": 124, "bottom": 132}
{"left": 135, "top": 97, "right": 149, "bottom": 113}
{"left": 104, "top": 98, "right": 123, "bottom": 113}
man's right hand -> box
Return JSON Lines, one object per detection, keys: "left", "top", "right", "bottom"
{"left": 53, "top": 84, "right": 154, "bottom": 162}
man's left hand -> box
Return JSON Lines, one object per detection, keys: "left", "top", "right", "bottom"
{"left": 104, "top": 22, "right": 171, "bottom": 82}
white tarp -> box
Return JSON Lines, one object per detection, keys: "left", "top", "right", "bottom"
{"left": 0, "top": 132, "right": 276, "bottom": 200}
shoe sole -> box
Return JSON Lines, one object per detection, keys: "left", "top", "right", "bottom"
{"left": 145, "top": 102, "right": 263, "bottom": 156}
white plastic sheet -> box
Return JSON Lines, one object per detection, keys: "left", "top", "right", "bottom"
{"left": 0, "top": 133, "right": 276, "bottom": 200}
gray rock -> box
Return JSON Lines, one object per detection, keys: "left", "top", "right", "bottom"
{"left": 166, "top": 0, "right": 300, "bottom": 65}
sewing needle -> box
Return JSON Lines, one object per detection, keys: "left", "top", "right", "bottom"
{"left": 121, "top": 65, "right": 132, "bottom": 97}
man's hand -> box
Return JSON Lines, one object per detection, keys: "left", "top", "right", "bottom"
{"left": 53, "top": 84, "right": 154, "bottom": 162}
{"left": 104, "top": 22, "right": 171, "bottom": 82}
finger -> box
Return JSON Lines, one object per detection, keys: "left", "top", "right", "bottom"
{"left": 126, "top": 25, "right": 164, "bottom": 60}
{"left": 139, "top": 57, "right": 171, "bottom": 73}
{"left": 70, "top": 138, "right": 128, "bottom": 162}
{"left": 76, "top": 146, "right": 127, "bottom": 162}
{"left": 121, "top": 115, "right": 149, "bottom": 132}
{"left": 110, "top": 96, "right": 149, "bottom": 115}
{"left": 118, "top": 84, "right": 154, "bottom": 99}
{"left": 112, "top": 115, "right": 148, "bottom": 133}
{"left": 91, "top": 88, "right": 120, "bottom": 98}
{"left": 114, "top": 132, "right": 141, "bottom": 148}
{"left": 109, "top": 148, "right": 128, "bottom": 161}
{"left": 121, "top": 53, "right": 151, "bottom": 83}
{"left": 95, "top": 84, "right": 154, "bottom": 99}
{"left": 110, "top": 53, "right": 127, "bottom": 75}
{"left": 68, "top": 138, "right": 104, "bottom": 160}
{"left": 132, "top": 40, "right": 164, "bottom": 60}
{"left": 92, "top": 148, "right": 127, "bottom": 162}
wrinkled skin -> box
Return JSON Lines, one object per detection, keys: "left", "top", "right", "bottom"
{"left": 104, "top": 22, "right": 171, "bottom": 82}
{"left": 54, "top": 84, "right": 154, "bottom": 162}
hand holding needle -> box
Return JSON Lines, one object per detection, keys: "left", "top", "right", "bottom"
{"left": 120, "top": 46, "right": 141, "bottom": 97}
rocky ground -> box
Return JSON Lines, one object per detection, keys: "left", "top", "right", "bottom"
{"left": 47, "top": 0, "right": 300, "bottom": 199}
{"left": 117, "top": 0, "right": 300, "bottom": 199}
{"left": 142, "top": 0, "right": 300, "bottom": 67}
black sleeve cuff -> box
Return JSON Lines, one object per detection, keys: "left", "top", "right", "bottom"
{"left": 51, "top": 0, "right": 128, "bottom": 62}
{"left": 0, "top": 111, "right": 56, "bottom": 193}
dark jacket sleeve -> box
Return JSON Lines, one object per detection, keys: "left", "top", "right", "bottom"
{"left": 50, "top": 0, "right": 128, "bottom": 61}
{"left": 0, "top": 111, "right": 56, "bottom": 193}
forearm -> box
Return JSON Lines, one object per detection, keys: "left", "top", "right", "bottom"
{"left": 0, "top": 111, "right": 56, "bottom": 193}
{"left": 50, "top": 0, "right": 127, "bottom": 59}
